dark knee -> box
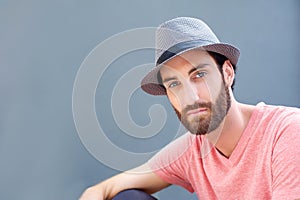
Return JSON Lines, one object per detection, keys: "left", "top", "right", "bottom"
{"left": 112, "top": 189, "right": 157, "bottom": 200}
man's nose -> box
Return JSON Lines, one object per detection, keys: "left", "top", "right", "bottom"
{"left": 181, "top": 82, "right": 200, "bottom": 107}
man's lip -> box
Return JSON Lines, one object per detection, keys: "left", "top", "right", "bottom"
{"left": 187, "top": 108, "right": 208, "bottom": 115}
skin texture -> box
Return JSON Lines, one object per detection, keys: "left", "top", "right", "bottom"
{"left": 79, "top": 49, "right": 255, "bottom": 200}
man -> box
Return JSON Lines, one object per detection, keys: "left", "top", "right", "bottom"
{"left": 80, "top": 17, "right": 300, "bottom": 199}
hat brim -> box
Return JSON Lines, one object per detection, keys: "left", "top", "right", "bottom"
{"left": 141, "top": 42, "right": 240, "bottom": 96}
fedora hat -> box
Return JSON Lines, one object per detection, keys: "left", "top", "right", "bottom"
{"left": 141, "top": 17, "right": 240, "bottom": 95}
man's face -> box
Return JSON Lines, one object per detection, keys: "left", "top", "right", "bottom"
{"left": 160, "top": 50, "right": 231, "bottom": 135}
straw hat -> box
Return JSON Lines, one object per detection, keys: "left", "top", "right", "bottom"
{"left": 141, "top": 17, "right": 240, "bottom": 95}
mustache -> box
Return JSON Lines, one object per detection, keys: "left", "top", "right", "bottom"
{"left": 182, "top": 102, "right": 212, "bottom": 114}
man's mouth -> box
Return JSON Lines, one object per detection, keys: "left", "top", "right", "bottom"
{"left": 186, "top": 108, "right": 208, "bottom": 116}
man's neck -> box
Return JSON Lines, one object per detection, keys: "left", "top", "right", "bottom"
{"left": 206, "top": 100, "right": 255, "bottom": 158}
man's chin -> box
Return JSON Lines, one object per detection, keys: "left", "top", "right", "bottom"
{"left": 189, "top": 131, "right": 208, "bottom": 136}
{"left": 185, "top": 123, "right": 210, "bottom": 135}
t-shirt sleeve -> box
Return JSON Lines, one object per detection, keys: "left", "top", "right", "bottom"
{"left": 147, "top": 133, "right": 195, "bottom": 193}
{"left": 271, "top": 111, "right": 300, "bottom": 199}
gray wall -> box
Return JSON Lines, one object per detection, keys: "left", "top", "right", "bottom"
{"left": 0, "top": 0, "right": 299, "bottom": 199}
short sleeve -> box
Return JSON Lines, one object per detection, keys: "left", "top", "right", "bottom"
{"left": 271, "top": 111, "right": 300, "bottom": 199}
{"left": 148, "top": 133, "right": 195, "bottom": 193}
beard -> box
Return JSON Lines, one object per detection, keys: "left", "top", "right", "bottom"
{"left": 174, "top": 82, "right": 231, "bottom": 135}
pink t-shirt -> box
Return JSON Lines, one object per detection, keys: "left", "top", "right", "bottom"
{"left": 148, "top": 103, "right": 300, "bottom": 199}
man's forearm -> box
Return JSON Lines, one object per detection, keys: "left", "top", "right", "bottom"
{"left": 79, "top": 164, "right": 170, "bottom": 200}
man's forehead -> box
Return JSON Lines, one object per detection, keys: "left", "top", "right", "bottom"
{"left": 160, "top": 49, "right": 212, "bottom": 72}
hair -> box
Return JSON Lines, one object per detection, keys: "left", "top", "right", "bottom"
{"left": 207, "top": 51, "right": 237, "bottom": 90}
{"left": 157, "top": 50, "right": 237, "bottom": 92}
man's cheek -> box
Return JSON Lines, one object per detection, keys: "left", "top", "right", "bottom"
{"left": 167, "top": 92, "right": 182, "bottom": 112}
{"left": 203, "top": 77, "right": 221, "bottom": 101}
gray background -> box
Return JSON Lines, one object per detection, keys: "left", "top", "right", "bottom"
{"left": 0, "top": 0, "right": 299, "bottom": 199}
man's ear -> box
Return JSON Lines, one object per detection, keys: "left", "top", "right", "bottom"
{"left": 222, "top": 60, "right": 235, "bottom": 87}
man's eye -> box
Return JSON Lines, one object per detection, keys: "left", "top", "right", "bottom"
{"left": 195, "top": 71, "right": 207, "bottom": 78}
{"left": 168, "top": 81, "right": 180, "bottom": 88}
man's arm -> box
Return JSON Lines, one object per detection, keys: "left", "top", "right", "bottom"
{"left": 79, "top": 163, "right": 170, "bottom": 200}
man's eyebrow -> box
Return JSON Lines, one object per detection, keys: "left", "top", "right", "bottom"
{"left": 162, "top": 76, "right": 177, "bottom": 84}
{"left": 161, "top": 63, "right": 209, "bottom": 83}
{"left": 188, "top": 63, "right": 209, "bottom": 75}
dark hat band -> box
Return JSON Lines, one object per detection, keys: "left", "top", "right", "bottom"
{"left": 156, "top": 39, "right": 213, "bottom": 65}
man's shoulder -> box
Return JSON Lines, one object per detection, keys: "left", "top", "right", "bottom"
{"left": 160, "top": 132, "right": 197, "bottom": 154}
{"left": 256, "top": 103, "right": 300, "bottom": 132}
{"left": 257, "top": 102, "right": 300, "bottom": 119}
{"left": 148, "top": 132, "right": 199, "bottom": 168}
{"left": 245, "top": 102, "right": 300, "bottom": 133}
